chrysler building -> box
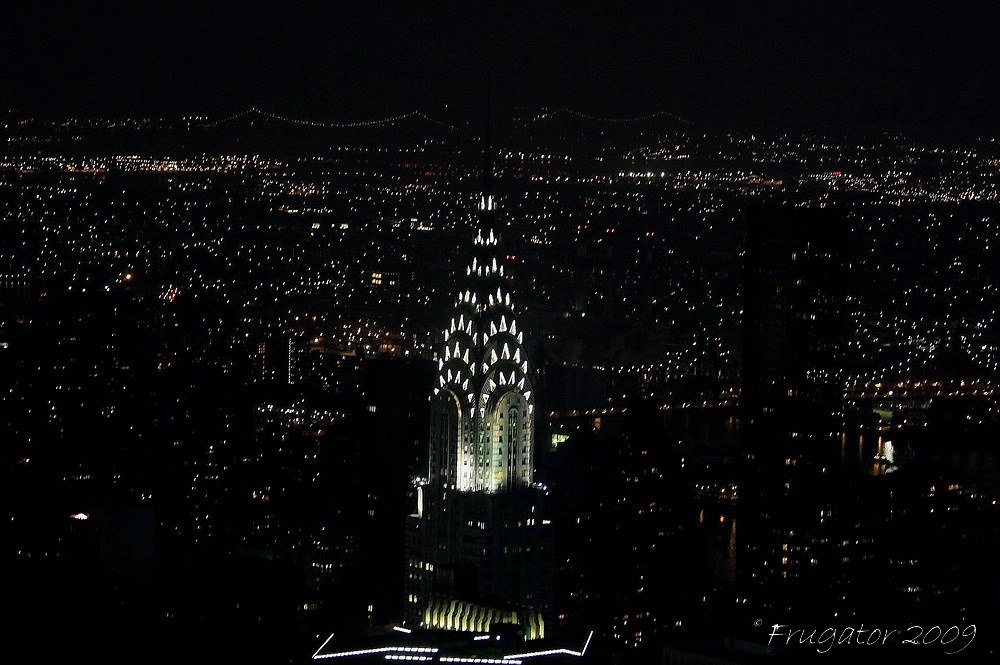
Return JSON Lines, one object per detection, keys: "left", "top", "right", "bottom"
{"left": 403, "top": 156, "right": 554, "bottom": 639}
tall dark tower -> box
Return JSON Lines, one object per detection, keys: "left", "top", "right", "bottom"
{"left": 738, "top": 204, "right": 849, "bottom": 620}
{"left": 403, "top": 141, "right": 554, "bottom": 639}
{"left": 740, "top": 204, "right": 848, "bottom": 457}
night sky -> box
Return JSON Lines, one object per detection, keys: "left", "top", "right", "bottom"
{"left": 3, "top": 2, "right": 1000, "bottom": 133}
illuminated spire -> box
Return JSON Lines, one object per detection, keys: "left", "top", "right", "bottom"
{"left": 427, "top": 93, "right": 535, "bottom": 493}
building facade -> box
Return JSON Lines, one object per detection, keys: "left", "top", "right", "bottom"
{"left": 738, "top": 204, "right": 850, "bottom": 619}
{"left": 404, "top": 181, "right": 554, "bottom": 639}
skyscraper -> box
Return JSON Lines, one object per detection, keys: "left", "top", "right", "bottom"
{"left": 738, "top": 204, "right": 849, "bottom": 620}
{"left": 311, "top": 137, "right": 593, "bottom": 665}
{"left": 740, "top": 204, "right": 848, "bottom": 458}
{"left": 403, "top": 168, "right": 554, "bottom": 639}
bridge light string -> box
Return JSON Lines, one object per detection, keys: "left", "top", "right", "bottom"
{"left": 200, "top": 106, "right": 692, "bottom": 130}
{"left": 200, "top": 107, "right": 468, "bottom": 134}
{"left": 532, "top": 107, "right": 693, "bottom": 125}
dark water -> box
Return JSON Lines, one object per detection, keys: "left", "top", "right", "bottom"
{"left": 673, "top": 406, "right": 1000, "bottom": 594}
